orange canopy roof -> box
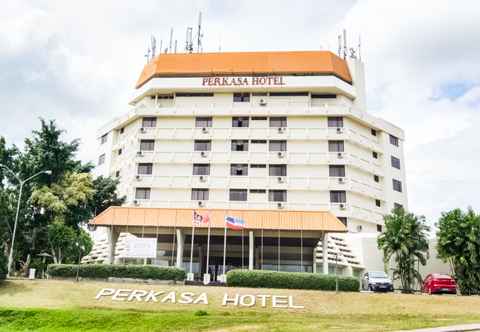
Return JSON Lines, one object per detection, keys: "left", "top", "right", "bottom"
{"left": 136, "top": 51, "right": 352, "bottom": 88}
{"left": 90, "top": 207, "right": 347, "bottom": 233}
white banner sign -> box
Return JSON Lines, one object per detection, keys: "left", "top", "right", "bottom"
{"left": 123, "top": 237, "right": 157, "bottom": 259}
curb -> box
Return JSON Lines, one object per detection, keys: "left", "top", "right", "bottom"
{"left": 395, "top": 323, "right": 480, "bottom": 332}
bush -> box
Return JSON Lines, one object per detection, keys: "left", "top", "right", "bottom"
{"left": 47, "top": 264, "right": 186, "bottom": 281}
{"left": 226, "top": 269, "right": 359, "bottom": 292}
{"left": 0, "top": 251, "right": 7, "bottom": 280}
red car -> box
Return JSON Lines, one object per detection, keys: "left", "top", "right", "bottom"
{"left": 422, "top": 274, "right": 457, "bottom": 295}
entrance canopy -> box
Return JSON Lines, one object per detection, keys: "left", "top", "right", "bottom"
{"left": 89, "top": 207, "right": 347, "bottom": 233}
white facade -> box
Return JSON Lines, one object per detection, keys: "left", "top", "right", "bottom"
{"left": 94, "top": 57, "right": 408, "bottom": 271}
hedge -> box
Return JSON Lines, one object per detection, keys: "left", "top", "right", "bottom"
{"left": 226, "top": 269, "right": 359, "bottom": 292}
{"left": 47, "top": 264, "right": 186, "bottom": 281}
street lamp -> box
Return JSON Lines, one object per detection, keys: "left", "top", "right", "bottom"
{"left": 0, "top": 164, "right": 52, "bottom": 277}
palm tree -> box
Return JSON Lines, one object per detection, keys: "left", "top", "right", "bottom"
{"left": 378, "top": 207, "right": 430, "bottom": 293}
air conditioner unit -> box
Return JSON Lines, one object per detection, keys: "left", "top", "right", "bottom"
{"left": 198, "top": 201, "right": 204, "bottom": 207}
{"left": 339, "top": 203, "right": 346, "bottom": 210}
{"left": 337, "top": 152, "right": 343, "bottom": 159}
{"left": 277, "top": 177, "right": 284, "bottom": 183}
{"left": 277, "top": 152, "right": 284, "bottom": 158}
{"left": 338, "top": 177, "right": 345, "bottom": 184}
{"left": 277, "top": 127, "right": 284, "bottom": 133}
{"left": 139, "top": 127, "right": 146, "bottom": 133}
{"left": 200, "top": 151, "right": 207, "bottom": 158}
{"left": 336, "top": 127, "right": 343, "bottom": 134}
{"left": 259, "top": 99, "right": 267, "bottom": 106}
{"left": 277, "top": 202, "right": 284, "bottom": 209}
{"left": 199, "top": 175, "right": 206, "bottom": 182}
{"left": 356, "top": 225, "right": 363, "bottom": 232}
{"left": 136, "top": 151, "right": 143, "bottom": 157}
{"left": 133, "top": 200, "right": 139, "bottom": 205}
{"left": 202, "top": 127, "right": 208, "bottom": 133}
{"left": 136, "top": 175, "right": 141, "bottom": 181}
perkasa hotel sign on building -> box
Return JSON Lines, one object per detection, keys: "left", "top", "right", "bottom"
{"left": 202, "top": 76, "right": 286, "bottom": 87}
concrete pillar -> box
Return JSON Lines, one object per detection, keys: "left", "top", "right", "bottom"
{"left": 323, "top": 232, "right": 329, "bottom": 275}
{"left": 175, "top": 229, "right": 184, "bottom": 269}
{"left": 106, "top": 227, "right": 118, "bottom": 264}
{"left": 345, "top": 265, "right": 353, "bottom": 277}
{"left": 248, "top": 231, "right": 254, "bottom": 270}
{"left": 313, "top": 247, "right": 317, "bottom": 273}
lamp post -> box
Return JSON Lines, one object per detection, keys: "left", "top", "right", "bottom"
{"left": 0, "top": 164, "right": 52, "bottom": 277}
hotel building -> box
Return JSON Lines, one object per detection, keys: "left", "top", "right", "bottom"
{"left": 86, "top": 50, "right": 407, "bottom": 280}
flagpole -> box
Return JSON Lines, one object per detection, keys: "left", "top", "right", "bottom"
{"left": 205, "top": 213, "right": 211, "bottom": 278}
{"left": 222, "top": 221, "right": 227, "bottom": 277}
{"left": 241, "top": 229, "right": 244, "bottom": 270}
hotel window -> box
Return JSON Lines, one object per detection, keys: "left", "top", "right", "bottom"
{"left": 328, "top": 140, "right": 344, "bottom": 152}
{"left": 269, "top": 190, "right": 287, "bottom": 202}
{"left": 140, "top": 139, "right": 155, "bottom": 152}
{"left": 337, "top": 217, "right": 347, "bottom": 227}
{"left": 100, "top": 133, "right": 108, "bottom": 144}
{"left": 135, "top": 188, "right": 151, "bottom": 200}
{"left": 372, "top": 151, "right": 378, "bottom": 159}
{"left": 251, "top": 116, "right": 267, "bottom": 121}
{"left": 194, "top": 140, "right": 211, "bottom": 151}
{"left": 137, "top": 163, "right": 153, "bottom": 175}
{"left": 251, "top": 140, "right": 267, "bottom": 144}
{"left": 250, "top": 189, "right": 266, "bottom": 194}
{"left": 115, "top": 170, "right": 120, "bottom": 178}
{"left": 98, "top": 154, "right": 105, "bottom": 165}
{"left": 232, "top": 117, "right": 249, "bottom": 128}
{"left": 371, "top": 129, "right": 377, "bottom": 136}
{"left": 231, "top": 164, "right": 248, "bottom": 176}
{"left": 394, "top": 203, "right": 404, "bottom": 210}
{"left": 142, "top": 117, "right": 157, "bottom": 128}
{"left": 328, "top": 116, "right": 343, "bottom": 128}
{"left": 311, "top": 94, "right": 336, "bottom": 99}
{"left": 269, "top": 140, "right": 287, "bottom": 151}
{"left": 329, "top": 165, "right": 345, "bottom": 177}
{"left": 233, "top": 92, "right": 250, "bottom": 102}
{"left": 269, "top": 116, "right": 287, "bottom": 128}
{"left": 195, "top": 117, "right": 212, "bottom": 128}
{"left": 269, "top": 164, "right": 287, "bottom": 176}
{"left": 374, "top": 175, "right": 380, "bottom": 183}
{"left": 193, "top": 164, "right": 210, "bottom": 176}
{"left": 175, "top": 92, "right": 213, "bottom": 97}
{"left": 231, "top": 140, "right": 249, "bottom": 151}
{"left": 191, "top": 188, "right": 209, "bottom": 201}
{"left": 269, "top": 92, "right": 308, "bottom": 97}
{"left": 330, "top": 190, "right": 346, "bottom": 203}
{"left": 391, "top": 156, "right": 401, "bottom": 169}
{"left": 375, "top": 199, "right": 381, "bottom": 207}
{"left": 392, "top": 179, "right": 403, "bottom": 192}
{"left": 119, "top": 127, "right": 125, "bottom": 134}
{"left": 250, "top": 164, "right": 266, "bottom": 168}
{"left": 118, "top": 148, "right": 122, "bottom": 156}
{"left": 377, "top": 224, "right": 383, "bottom": 232}
{"left": 389, "top": 134, "right": 399, "bottom": 147}
{"left": 230, "top": 189, "right": 247, "bottom": 201}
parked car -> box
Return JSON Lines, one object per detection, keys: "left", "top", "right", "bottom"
{"left": 422, "top": 274, "right": 457, "bottom": 295}
{"left": 362, "top": 271, "right": 394, "bottom": 292}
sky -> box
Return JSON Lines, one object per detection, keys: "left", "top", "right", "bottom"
{"left": 0, "top": 0, "right": 479, "bottom": 225}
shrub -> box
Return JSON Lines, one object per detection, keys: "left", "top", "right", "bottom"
{"left": 0, "top": 251, "right": 7, "bottom": 280}
{"left": 226, "top": 269, "right": 359, "bottom": 292}
{"left": 47, "top": 264, "right": 186, "bottom": 281}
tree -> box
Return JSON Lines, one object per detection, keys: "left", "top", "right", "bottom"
{"left": 0, "top": 246, "right": 7, "bottom": 280}
{"left": 437, "top": 208, "right": 480, "bottom": 295}
{"left": 47, "top": 222, "right": 93, "bottom": 264}
{"left": 378, "top": 208, "right": 430, "bottom": 293}
{"left": 88, "top": 176, "right": 125, "bottom": 217}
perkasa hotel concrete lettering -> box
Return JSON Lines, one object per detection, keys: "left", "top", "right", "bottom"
{"left": 95, "top": 288, "right": 304, "bottom": 309}
{"left": 201, "top": 76, "right": 286, "bottom": 86}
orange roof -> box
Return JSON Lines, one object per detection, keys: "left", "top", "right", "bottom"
{"left": 90, "top": 207, "right": 346, "bottom": 233}
{"left": 136, "top": 51, "right": 352, "bottom": 88}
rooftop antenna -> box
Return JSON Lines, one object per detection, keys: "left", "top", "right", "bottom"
{"left": 337, "top": 34, "right": 342, "bottom": 57}
{"left": 185, "top": 27, "right": 194, "bottom": 53}
{"left": 174, "top": 40, "right": 178, "bottom": 53}
{"left": 150, "top": 35, "right": 157, "bottom": 58}
{"left": 343, "top": 29, "right": 347, "bottom": 60}
{"left": 168, "top": 27, "right": 173, "bottom": 53}
{"left": 159, "top": 40, "right": 163, "bottom": 56}
{"left": 196, "top": 11, "right": 203, "bottom": 53}
{"left": 358, "top": 35, "right": 362, "bottom": 60}
{"left": 144, "top": 46, "right": 151, "bottom": 63}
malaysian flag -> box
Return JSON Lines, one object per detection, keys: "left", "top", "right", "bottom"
{"left": 225, "top": 216, "right": 245, "bottom": 230}
{"left": 193, "top": 211, "right": 210, "bottom": 226}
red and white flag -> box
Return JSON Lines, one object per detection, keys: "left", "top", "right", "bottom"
{"left": 193, "top": 211, "right": 210, "bottom": 226}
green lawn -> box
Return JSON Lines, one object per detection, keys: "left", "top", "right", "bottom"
{"left": 1, "top": 280, "right": 480, "bottom": 331}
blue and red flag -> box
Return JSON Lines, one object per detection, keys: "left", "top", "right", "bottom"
{"left": 193, "top": 211, "right": 210, "bottom": 226}
{"left": 225, "top": 216, "right": 245, "bottom": 230}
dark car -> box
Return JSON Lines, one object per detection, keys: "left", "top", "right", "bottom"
{"left": 422, "top": 274, "right": 457, "bottom": 295}
{"left": 362, "top": 271, "right": 394, "bottom": 292}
